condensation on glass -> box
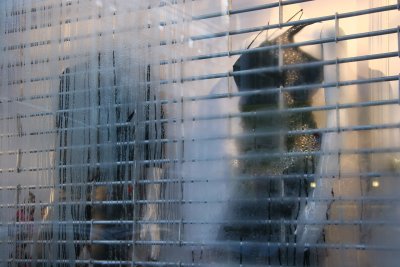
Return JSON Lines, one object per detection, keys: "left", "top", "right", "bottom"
{"left": 0, "top": 0, "right": 399, "bottom": 266}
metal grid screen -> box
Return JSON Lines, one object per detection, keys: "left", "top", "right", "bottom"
{"left": 0, "top": 0, "right": 399, "bottom": 266}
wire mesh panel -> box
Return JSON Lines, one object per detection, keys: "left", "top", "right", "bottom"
{"left": 0, "top": 0, "right": 399, "bottom": 266}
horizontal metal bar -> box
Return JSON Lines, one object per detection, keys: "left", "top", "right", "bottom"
{"left": 2, "top": 144, "right": 400, "bottom": 173}
{"left": 186, "top": 98, "right": 399, "bottom": 123}
{"left": 186, "top": 74, "right": 398, "bottom": 103}
{"left": 2, "top": 119, "right": 400, "bottom": 157}
{"left": 1, "top": 258, "right": 141, "bottom": 266}
{"left": 6, "top": 46, "right": 397, "bottom": 96}
{"left": 3, "top": 238, "right": 400, "bottom": 252}
{"left": 128, "top": 262, "right": 210, "bottom": 267}
{"left": 134, "top": 240, "right": 400, "bottom": 252}
{"left": 97, "top": 97, "right": 399, "bottom": 130}
{"left": 191, "top": 0, "right": 312, "bottom": 20}
{"left": 0, "top": 169, "right": 393, "bottom": 193}
{"left": 4, "top": 218, "right": 399, "bottom": 228}
{"left": 0, "top": 101, "right": 137, "bottom": 122}
{"left": 164, "top": 27, "right": 398, "bottom": 64}
{"left": 186, "top": 4, "right": 398, "bottom": 42}
{"left": 161, "top": 51, "right": 398, "bottom": 84}
{"left": 131, "top": 262, "right": 290, "bottom": 267}
{"left": 2, "top": 259, "right": 218, "bottom": 267}
{"left": 133, "top": 196, "right": 400, "bottom": 205}
{"left": 130, "top": 219, "right": 400, "bottom": 226}
{"left": 1, "top": 195, "right": 399, "bottom": 209}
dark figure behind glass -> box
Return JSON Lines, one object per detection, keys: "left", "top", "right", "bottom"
{"left": 218, "top": 23, "right": 323, "bottom": 266}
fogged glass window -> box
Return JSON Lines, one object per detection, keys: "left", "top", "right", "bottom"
{"left": 0, "top": 0, "right": 399, "bottom": 266}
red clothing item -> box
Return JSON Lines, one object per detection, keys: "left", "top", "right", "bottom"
{"left": 16, "top": 209, "right": 34, "bottom": 222}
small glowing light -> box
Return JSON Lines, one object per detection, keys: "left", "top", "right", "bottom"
{"left": 372, "top": 180, "right": 380, "bottom": 188}
{"left": 310, "top": 182, "right": 317, "bottom": 188}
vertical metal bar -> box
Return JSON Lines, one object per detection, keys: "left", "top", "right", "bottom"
{"left": 16, "top": 114, "right": 22, "bottom": 137}
{"left": 227, "top": 0, "right": 233, "bottom": 97}
{"left": 397, "top": 26, "right": 400, "bottom": 57}
{"left": 16, "top": 113, "right": 23, "bottom": 173}
{"left": 334, "top": 13, "right": 343, "bottom": 186}
{"left": 398, "top": 74, "right": 400, "bottom": 105}
{"left": 131, "top": 69, "right": 140, "bottom": 266}
{"left": 178, "top": 219, "right": 183, "bottom": 247}
{"left": 228, "top": 0, "right": 232, "bottom": 16}
{"left": 180, "top": 59, "right": 184, "bottom": 84}
{"left": 278, "top": 0, "right": 283, "bottom": 28}
{"left": 335, "top": 12, "right": 340, "bottom": 43}
{"left": 16, "top": 149, "right": 22, "bottom": 173}
{"left": 14, "top": 184, "right": 21, "bottom": 265}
